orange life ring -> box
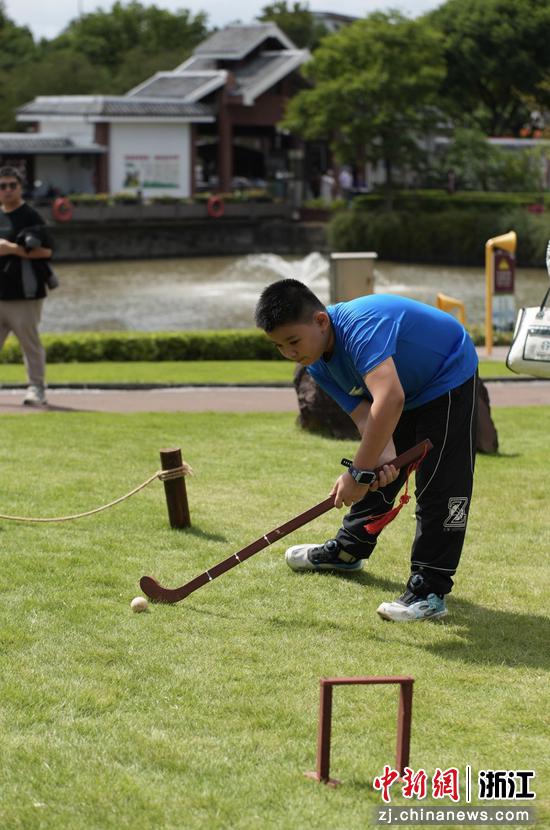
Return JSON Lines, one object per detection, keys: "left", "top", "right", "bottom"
{"left": 52, "top": 197, "right": 74, "bottom": 223}
{"left": 207, "top": 195, "right": 224, "bottom": 219}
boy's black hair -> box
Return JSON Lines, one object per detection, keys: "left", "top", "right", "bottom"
{"left": 0, "top": 165, "right": 23, "bottom": 184}
{"left": 255, "top": 278, "right": 326, "bottom": 332}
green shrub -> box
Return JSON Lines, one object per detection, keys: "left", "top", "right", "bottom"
{"left": 0, "top": 326, "right": 513, "bottom": 365}
{"left": 192, "top": 190, "right": 273, "bottom": 204}
{"left": 68, "top": 193, "right": 111, "bottom": 206}
{"left": 302, "top": 198, "right": 347, "bottom": 212}
{"left": 329, "top": 207, "right": 547, "bottom": 266}
{"left": 352, "top": 190, "right": 549, "bottom": 213}
{"left": 467, "top": 326, "right": 513, "bottom": 346}
{"left": 148, "top": 195, "right": 186, "bottom": 205}
{"left": 0, "top": 330, "right": 283, "bottom": 365}
{"left": 113, "top": 192, "right": 141, "bottom": 204}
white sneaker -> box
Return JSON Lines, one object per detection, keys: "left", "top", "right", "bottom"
{"left": 285, "top": 539, "right": 364, "bottom": 573}
{"left": 23, "top": 385, "right": 47, "bottom": 406}
{"left": 377, "top": 590, "right": 448, "bottom": 622}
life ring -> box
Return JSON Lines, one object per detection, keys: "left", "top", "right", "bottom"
{"left": 52, "top": 197, "right": 74, "bottom": 222}
{"left": 207, "top": 195, "right": 224, "bottom": 219}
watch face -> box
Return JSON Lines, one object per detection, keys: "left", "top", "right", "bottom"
{"left": 350, "top": 467, "right": 376, "bottom": 485}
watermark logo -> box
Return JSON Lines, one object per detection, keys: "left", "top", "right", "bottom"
{"left": 372, "top": 765, "right": 536, "bottom": 804}
{"left": 372, "top": 767, "right": 537, "bottom": 826}
{"left": 478, "top": 770, "right": 536, "bottom": 800}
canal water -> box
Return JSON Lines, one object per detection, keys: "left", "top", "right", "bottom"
{"left": 42, "top": 254, "right": 549, "bottom": 332}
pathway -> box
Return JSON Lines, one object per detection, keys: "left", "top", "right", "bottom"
{"left": 0, "top": 380, "right": 549, "bottom": 415}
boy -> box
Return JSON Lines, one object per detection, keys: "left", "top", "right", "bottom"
{"left": 0, "top": 166, "right": 54, "bottom": 406}
{"left": 255, "top": 279, "right": 478, "bottom": 622}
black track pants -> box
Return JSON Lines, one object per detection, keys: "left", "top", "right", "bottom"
{"left": 334, "top": 374, "right": 478, "bottom": 595}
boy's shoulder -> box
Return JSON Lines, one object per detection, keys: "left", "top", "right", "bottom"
{"left": 329, "top": 293, "right": 398, "bottom": 326}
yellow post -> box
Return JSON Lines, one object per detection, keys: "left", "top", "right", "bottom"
{"left": 436, "top": 293, "right": 466, "bottom": 325}
{"left": 485, "top": 230, "right": 516, "bottom": 355}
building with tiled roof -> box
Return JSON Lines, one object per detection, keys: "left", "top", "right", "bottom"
{"left": 11, "top": 23, "right": 311, "bottom": 198}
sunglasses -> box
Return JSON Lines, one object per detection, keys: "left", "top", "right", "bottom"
{"left": 0, "top": 181, "right": 20, "bottom": 190}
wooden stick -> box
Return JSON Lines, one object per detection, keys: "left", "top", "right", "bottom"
{"left": 160, "top": 448, "right": 191, "bottom": 529}
{"left": 141, "top": 439, "right": 433, "bottom": 603}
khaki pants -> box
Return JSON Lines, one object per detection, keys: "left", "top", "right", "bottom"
{"left": 0, "top": 299, "right": 46, "bottom": 388}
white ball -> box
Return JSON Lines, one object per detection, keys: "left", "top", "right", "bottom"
{"left": 131, "top": 596, "right": 148, "bottom": 613}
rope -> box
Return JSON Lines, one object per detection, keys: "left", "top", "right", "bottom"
{"left": 0, "top": 463, "right": 193, "bottom": 523}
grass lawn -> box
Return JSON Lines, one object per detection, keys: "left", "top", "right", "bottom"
{"left": 0, "top": 359, "right": 519, "bottom": 386}
{"left": 0, "top": 408, "right": 547, "bottom": 829}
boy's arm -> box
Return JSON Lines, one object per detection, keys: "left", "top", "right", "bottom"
{"left": 354, "top": 356, "right": 405, "bottom": 469}
{"left": 332, "top": 357, "right": 404, "bottom": 508}
{"left": 349, "top": 400, "right": 396, "bottom": 463}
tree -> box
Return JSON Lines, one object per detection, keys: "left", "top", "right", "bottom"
{"left": 110, "top": 46, "right": 197, "bottom": 94}
{"left": 428, "top": 0, "right": 550, "bottom": 135}
{"left": 0, "top": 3, "right": 36, "bottom": 71}
{"left": 12, "top": 49, "right": 110, "bottom": 102}
{"left": 0, "top": 2, "right": 212, "bottom": 128}
{"left": 0, "top": 2, "right": 38, "bottom": 129}
{"left": 257, "top": 1, "right": 327, "bottom": 49}
{"left": 442, "top": 128, "right": 546, "bottom": 191}
{"left": 51, "top": 1, "right": 209, "bottom": 76}
{"left": 281, "top": 12, "right": 446, "bottom": 193}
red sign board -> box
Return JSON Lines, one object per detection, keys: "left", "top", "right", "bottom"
{"left": 493, "top": 249, "right": 515, "bottom": 294}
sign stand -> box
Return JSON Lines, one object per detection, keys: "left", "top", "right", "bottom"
{"left": 485, "top": 231, "right": 517, "bottom": 355}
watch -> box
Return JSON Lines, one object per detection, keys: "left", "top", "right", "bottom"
{"left": 340, "top": 458, "right": 377, "bottom": 486}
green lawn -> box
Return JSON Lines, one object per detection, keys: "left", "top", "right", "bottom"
{"left": 0, "top": 409, "right": 547, "bottom": 829}
{"left": 0, "top": 359, "right": 519, "bottom": 386}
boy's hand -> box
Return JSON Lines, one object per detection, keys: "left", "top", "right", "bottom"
{"left": 331, "top": 464, "right": 398, "bottom": 508}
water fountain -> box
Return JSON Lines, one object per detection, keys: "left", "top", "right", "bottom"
{"left": 40, "top": 253, "right": 548, "bottom": 333}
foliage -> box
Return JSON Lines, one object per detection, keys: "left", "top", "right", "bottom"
{"left": 0, "top": 330, "right": 284, "bottom": 364}
{"left": 112, "top": 191, "right": 142, "bottom": 204}
{"left": 257, "top": 1, "right": 327, "bottom": 49}
{"left": 302, "top": 197, "right": 346, "bottom": 211}
{"left": 282, "top": 12, "right": 446, "bottom": 193}
{"left": 68, "top": 193, "right": 111, "bottom": 205}
{"left": 10, "top": 48, "right": 109, "bottom": 109}
{"left": 427, "top": 0, "right": 550, "bottom": 135}
{"left": 0, "top": 320, "right": 517, "bottom": 371}
{"left": 499, "top": 206, "right": 550, "bottom": 265}
{"left": 0, "top": 1, "right": 209, "bottom": 128}
{"left": 352, "top": 190, "right": 550, "bottom": 213}
{"left": 328, "top": 205, "right": 549, "bottom": 266}
{"left": 438, "top": 128, "right": 548, "bottom": 191}
{"left": 192, "top": 189, "right": 272, "bottom": 203}
{"left": 51, "top": 1, "right": 208, "bottom": 77}
{"left": 0, "top": 3, "right": 38, "bottom": 130}
{"left": 0, "top": 4, "right": 36, "bottom": 71}
{"left": 0, "top": 411, "right": 548, "bottom": 827}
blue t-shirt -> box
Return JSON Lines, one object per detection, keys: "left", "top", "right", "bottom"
{"left": 308, "top": 294, "right": 478, "bottom": 412}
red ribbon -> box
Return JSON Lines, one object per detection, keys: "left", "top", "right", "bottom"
{"left": 364, "top": 444, "right": 429, "bottom": 535}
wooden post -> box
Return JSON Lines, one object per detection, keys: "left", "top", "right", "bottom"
{"left": 159, "top": 448, "right": 190, "bottom": 529}
{"left": 396, "top": 679, "right": 413, "bottom": 774}
{"left": 318, "top": 680, "right": 334, "bottom": 782}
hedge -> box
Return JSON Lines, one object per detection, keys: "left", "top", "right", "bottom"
{"left": 352, "top": 190, "right": 550, "bottom": 213}
{"left": 0, "top": 326, "right": 512, "bottom": 365}
{"left": 328, "top": 207, "right": 550, "bottom": 267}
{"left": 0, "top": 330, "right": 284, "bottom": 364}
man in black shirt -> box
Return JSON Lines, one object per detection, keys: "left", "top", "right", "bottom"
{"left": 0, "top": 166, "right": 54, "bottom": 405}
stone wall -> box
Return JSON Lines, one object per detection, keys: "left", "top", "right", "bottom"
{"left": 43, "top": 204, "right": 329, "bottom": 262}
